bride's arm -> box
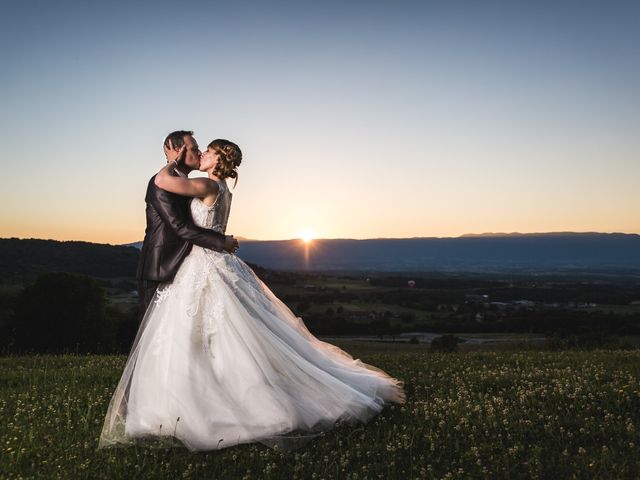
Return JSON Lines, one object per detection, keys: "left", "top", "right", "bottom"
{"left": 154, "top": 162, "right": 218, "bottom": 198}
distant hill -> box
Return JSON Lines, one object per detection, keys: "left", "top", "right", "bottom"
{"left": 2, "top": 233, "right": 639, "bottom": 280}
{"left": 229, "top": 232, "right": 640, "bottom": 273}
{"left": 124, "top": 232, "right": 640, "bottom": 272}
{"left": 0, "top": 238, "right": 139, "bottom": 280}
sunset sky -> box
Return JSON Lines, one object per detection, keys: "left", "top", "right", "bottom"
{"left": 1, "top": 1, "right": 638, "bottom": 244}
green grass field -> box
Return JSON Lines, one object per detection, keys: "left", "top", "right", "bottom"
{"left": 1, "top": 345, "right": 639, "bottom": 479}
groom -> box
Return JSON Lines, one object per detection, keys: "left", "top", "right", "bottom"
{"left": 135, "top": 130, "right": 239, "bottom": 322}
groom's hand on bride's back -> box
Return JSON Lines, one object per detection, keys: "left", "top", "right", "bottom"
{"left": 224, "top": 235, "right": 239, "bottom": 254}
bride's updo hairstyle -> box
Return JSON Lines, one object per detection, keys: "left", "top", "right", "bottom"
{"left": 209, "top": 139, "right": 242, "bottom": 188}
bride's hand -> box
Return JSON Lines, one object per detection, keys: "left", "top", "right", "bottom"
{"left": 224, "top": 235, "right": 239, "bottom": 254}
{"left": 163, "top": 139, "right": 186, "bottom": 164}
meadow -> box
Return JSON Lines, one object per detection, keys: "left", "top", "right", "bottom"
{"left": 1, "top": 343, "right": 639, "bottom": 479}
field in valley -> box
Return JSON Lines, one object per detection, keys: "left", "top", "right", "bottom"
{"left": 1, "top": 343, "right": 639, "bottom": 479}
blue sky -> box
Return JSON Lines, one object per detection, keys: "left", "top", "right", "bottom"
{"left": 1, "top": 0, "right": 638, "bottom": 242}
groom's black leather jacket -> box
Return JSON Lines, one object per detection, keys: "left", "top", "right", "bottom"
{"left": 136, "top": 174, "right": 227, "bottom": 282}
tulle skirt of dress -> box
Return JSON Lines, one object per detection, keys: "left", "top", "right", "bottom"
{"left": 97, "top": 246, "right": 406, "bottom": 452}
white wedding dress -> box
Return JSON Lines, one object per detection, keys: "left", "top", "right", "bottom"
{"left": 98, "top": 179, "right": 406, "bottom": 452}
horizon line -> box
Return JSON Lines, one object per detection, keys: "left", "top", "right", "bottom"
{"left": 2, "top": 230, "right": 640, "bottom": 246}
{"left": 238, "top": 230, "right": 640, "bottom": 242}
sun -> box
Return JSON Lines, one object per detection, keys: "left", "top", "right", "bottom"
{"left": 299, "top": 230, "right": 315, "bottom": 243}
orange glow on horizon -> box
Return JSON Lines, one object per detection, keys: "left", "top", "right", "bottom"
{"left": 298, "top": 230, "right": 315, "bottom": 243}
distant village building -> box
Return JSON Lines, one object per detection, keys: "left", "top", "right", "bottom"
{"left": 465, "top": 294, "right": 489, "bottom": 305}
{"left": 514, "top": 300, "right": 536, "bottom": 308}
{"left": 543, "top": 303, "right": 561, "bottom": 309}
{"left": 489, "top": 301, "right": 509, "bottom": 310}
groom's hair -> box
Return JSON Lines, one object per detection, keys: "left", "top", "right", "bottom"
{"left": 164, "top": 130, "right": 194, "bottom": 149}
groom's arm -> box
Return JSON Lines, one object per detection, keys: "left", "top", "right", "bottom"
{"left": 149, "top": 184, "right": 227, "bottom": 252}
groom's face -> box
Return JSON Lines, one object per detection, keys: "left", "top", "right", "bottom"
{"left": 182, "top": 135, "right": 202, "bottom": 171}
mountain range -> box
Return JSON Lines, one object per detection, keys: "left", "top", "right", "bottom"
{"left": 126, "top": 232, "right": 640, "bottom": 273}
{"left": 2, "top": 233, "right": 638, "bottom": 280}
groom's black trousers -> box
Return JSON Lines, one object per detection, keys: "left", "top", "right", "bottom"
{"left": 137, "top": 279, "right": 160, "bottom": 324}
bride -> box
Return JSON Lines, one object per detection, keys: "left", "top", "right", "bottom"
{"left": 98, "top": 138, "right": 406, "bottom": 452}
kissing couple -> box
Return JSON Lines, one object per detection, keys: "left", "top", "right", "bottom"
{"left": 98, "top": 130, "right": 406, "bottom": 452}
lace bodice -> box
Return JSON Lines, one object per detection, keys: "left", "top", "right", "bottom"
{"left": 189, "top": 179, "right": 232, "bottom": 234}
